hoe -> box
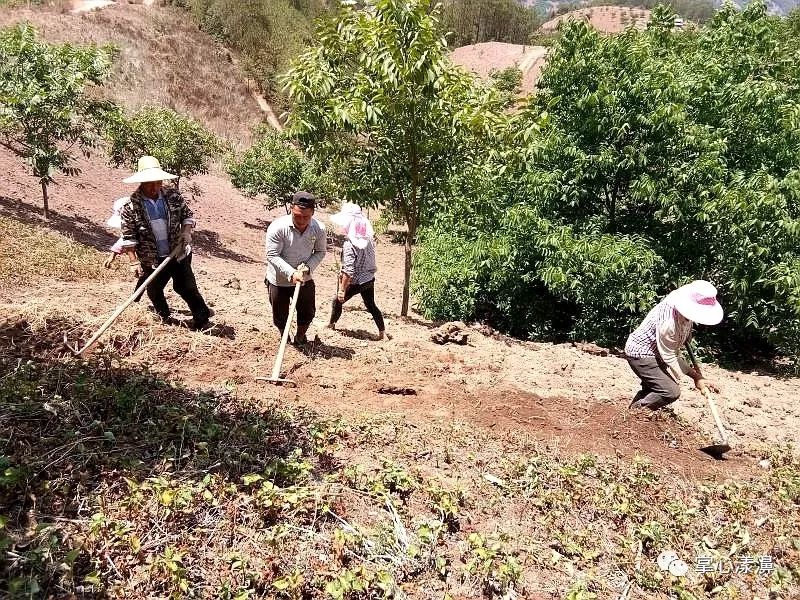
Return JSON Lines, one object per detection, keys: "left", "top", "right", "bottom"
{"left": 686, "top": 343, "right": 732, "bottom": 459}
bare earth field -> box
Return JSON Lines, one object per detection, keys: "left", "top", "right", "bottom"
{"left": 2, "top": 147, "right": 799, "bottom": 598}
{"left": 1, "top": 147, "right": 798, "bottom": 472}
{"left": 540, "top": 6, "right": 652, "bottom": 34}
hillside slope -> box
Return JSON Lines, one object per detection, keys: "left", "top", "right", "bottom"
{"left": 450, "top": 42, "right": 548, "bottom": 95}
{"left": 0, "top": 3, "right": 264, "bottom": 146}
{"left": 540, "top": 5, "right": 651, "bottom": 33}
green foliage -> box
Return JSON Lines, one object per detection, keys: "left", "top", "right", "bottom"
{"left": 283, "top": 0, "right": 500, "bottom": 315}
{"left": 0, "top": 23, "right": 115, "bottom": 218}
{"left": 489, "top": 67, "right": 523, "bottom": 107}
{"left": 226, "top": 129, "right": 338, "bottom": 208}
{"left": 106, "top": 106, "right": 223, "bottom": 188}
{"left": 441, "top": 0, "right": 544, "bottom": 47}
{"left": 415, "top": 1, "right": 800, "bottom": 361}
{"left": 463, "top": 532, "right": 522, "bottom": 597}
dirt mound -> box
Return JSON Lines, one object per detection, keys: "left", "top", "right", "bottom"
{"left": 540, "top": 5, "right": 651, "bottom": 34}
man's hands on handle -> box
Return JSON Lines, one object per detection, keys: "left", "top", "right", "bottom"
{"left": 686, "top": 351, "right": 720, "bottom": 394}
{"left": 291, "top": 263, "right": 310, "bottom": 285}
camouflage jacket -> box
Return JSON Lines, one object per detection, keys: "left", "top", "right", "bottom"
{"left": 120, "top": 186, "right": 194, "bottom": 268}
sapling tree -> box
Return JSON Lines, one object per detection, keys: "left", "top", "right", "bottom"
{"left": 106, "top": 107, "right": 223, "bottom": 189}
{"left": 0, "top": 24, "right": 115, "bottom": 219}
{"left": 282, "top": 0, "right": 493, "bottom": 316}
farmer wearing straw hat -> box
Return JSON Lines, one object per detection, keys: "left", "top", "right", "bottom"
{"left": 624, "top": 280, "right": 723, "bottom": 410}
{"left": 119, "top": 156, "right": 212, "bottom": 331}
{"left": 326, "top": 202, "right": 388, "bottom": 340}
{"left": 265, "top": 191, "right": 327, "bottom": 345}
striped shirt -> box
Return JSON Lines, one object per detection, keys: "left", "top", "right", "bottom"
{"left": 265, "top": 215, "right": 327, "bottom": 287}
{"left": 341, "top": 239, "right": 377, "bottom": 285}
{"left": 625, "top": 292, "right": 693, "bottom": 382}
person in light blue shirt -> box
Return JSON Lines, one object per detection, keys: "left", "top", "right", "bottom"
{"left": 265, "top": 191, "right": 327, "bottom": 344}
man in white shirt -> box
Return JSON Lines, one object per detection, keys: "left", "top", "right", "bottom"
{"left": 624, "top": 280, "right": 723, "bottom": 410}
{"left": 265, "top": 191, "right": 327, "bottom": 344}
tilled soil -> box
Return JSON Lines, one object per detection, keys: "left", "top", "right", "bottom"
{"left": 2, "top": 147, "right": 798, "bottom": 485}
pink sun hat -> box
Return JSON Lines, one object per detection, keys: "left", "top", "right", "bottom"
{"left": 330, "top": 202, "right": 374, "bottom": 250}
{"left": 669, "top": 280, "right": 724, "bottom": 326}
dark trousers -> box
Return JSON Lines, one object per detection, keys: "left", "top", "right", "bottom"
{"left": 267, "top": 280, "right": 316, "bottom": 330}
{"left": 141, "top": 253, "right": 210, "bottom": 323}
{"left": 133, "top": 272, "right": 149, "bottom": 302}
{"left": 329, "top": 278, "right": 385, "bottom": 331}
{"left": 627, "top": 356, "right": 681, "bottom": 410}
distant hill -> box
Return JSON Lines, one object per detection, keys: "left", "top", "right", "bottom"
{"left": 519, "top": 0, "right": 800, "bottom": 17}
{"left": 0, "top": 3, "right": 263, "bottom": 146}
{"left": 539, "top": 5, "right": 650, "bottom": 33}
{"left": 450, "top": 42, "right": 548, "bottom": 94}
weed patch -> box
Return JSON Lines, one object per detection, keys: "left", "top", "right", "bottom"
{"left": 0, "top": 215, "right": 115, "bottom": 285}
{"left": 1, "top": 317, "right": 798, "bottom": 598}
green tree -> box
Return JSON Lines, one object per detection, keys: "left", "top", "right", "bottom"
{"left": 227, "top": 128, "right": 340, "bottom": 208}
{"left": 0, "top": 24, "right": 115, "bottom": 220}
{"left": 283, "top": 0, "right": 494, "bottom": 316}
{"left": 107, "top": 107, "right": 223, "bottom": 189}
{"left": 415, "top": 2, "right": 800, "bottom": 363}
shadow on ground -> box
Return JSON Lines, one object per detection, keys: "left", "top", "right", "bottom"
{"left": 0, "top": 196, "right": 258, "bottom": 265}
{"left": 0, "top": 317, "right": 337, "bottom": 592}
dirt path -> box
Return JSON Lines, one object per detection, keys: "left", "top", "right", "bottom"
{"left": 2, "top": 148, "right": 798, "bottom": 486}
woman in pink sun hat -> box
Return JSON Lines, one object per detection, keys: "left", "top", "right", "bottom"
{"left": 326, "top": 202, "right": 389, "bottom": 340}
{"left": 624, "top": 280, "right": 723, "bottom": 411}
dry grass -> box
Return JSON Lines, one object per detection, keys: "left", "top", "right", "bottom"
{"left": 0, "top": 3, "right": 263, "bottom": 148}
{"left": 0, "top": 215, "right": 116, "bottom": 285}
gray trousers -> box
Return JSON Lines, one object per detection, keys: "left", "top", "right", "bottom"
{"left": 626, "top": 356, "right": 681, "bottom": 410}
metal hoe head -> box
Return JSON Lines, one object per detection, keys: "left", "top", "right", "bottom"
{"left": 700, "top": 442, "right": 731, "bottom": 460}
{"left": 63, "top": 332, "right": 89, "bottom": 357}
{"left": 255, "top": 376, "right": 297, "bottom": 388}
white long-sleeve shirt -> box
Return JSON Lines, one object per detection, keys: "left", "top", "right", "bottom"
{"left": 625, "top": 292, "right": 694, "bottom": 382}
{"left": 265, "top": 215, "right": 326, "bottom": 287}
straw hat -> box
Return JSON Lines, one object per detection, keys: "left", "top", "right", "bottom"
{"left": 669, "top": 280, "right": 724, "bottom": 326}
{"left": 106, "top": 196, "right": 129, "bottom": 229}
{"left": 122, "top": 156, "right": 177, "bottom": 184}
{"left": 331, "top": 202, "right": 374, "bottom": 250}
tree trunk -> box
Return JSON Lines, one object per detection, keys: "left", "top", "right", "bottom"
{"left": 401, "top": 223, "right": 413, "bottom": 317}
{"left": 41, "top": 179, "right": 50, "bottom": 221}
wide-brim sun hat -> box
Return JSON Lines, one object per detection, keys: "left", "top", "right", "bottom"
{"left": 670, "top": 280, "right": 724, "bottom": 326}
{"left": 331, "top": 202, "right": 373, "bottom": 249}
{"left": 106, "top": 196, "right": 129, "bottom": 229}
{"left": 122, "top": 156, "right": 177, "bottom": 184}
{"left": 330, "top": 202, "right": 361, "bottom": 228}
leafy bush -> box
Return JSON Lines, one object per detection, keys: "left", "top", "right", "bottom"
{"left": 226, "top": 129, "right": 338, "bottom": 209}
{"left": 0, "top": 24, "right": 116, "bottom": 219}
{"left": 106, "top": 106, "right": 223, "bottom": 188}
{"left": 415, "top": 2, "right": 800, "bottom": 362}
